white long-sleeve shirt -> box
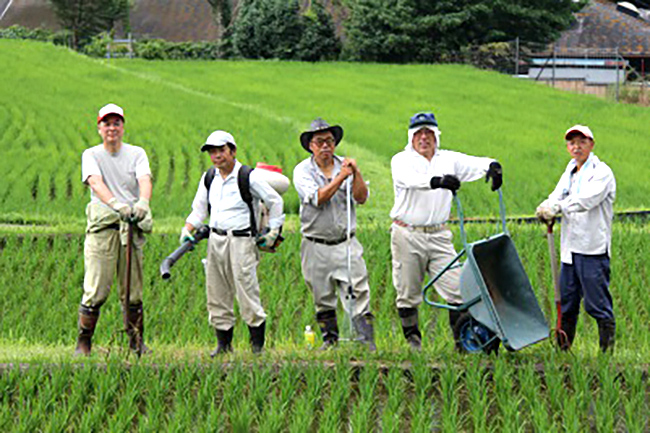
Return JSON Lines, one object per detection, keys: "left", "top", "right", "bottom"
{"left": 542, "top": 153, "right": 616, "bottom": 264}
{"left": 390, "top": 144, "right": 494, "bottom": 226}
{"left": 186, "top": 161, "right": 285, "bottom": 230}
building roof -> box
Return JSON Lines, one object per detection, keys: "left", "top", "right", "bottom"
{"left": 553, "top": 0, "right": 650, "bottom": 56}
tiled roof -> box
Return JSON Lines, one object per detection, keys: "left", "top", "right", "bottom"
{"left": 554, "top": 0, "right": 650, "bottom": 56}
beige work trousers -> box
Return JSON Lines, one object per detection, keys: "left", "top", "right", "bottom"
{"left": 391, "top": 224, "right": 463, "bottom": 308}
{"left": 82, "top": 203, "right": 147, "bottom": 307}
{"left": 300, "top": 236, "right": 371, "bottom": 318}
{"left": 205, "top": 232, "right": 266, "bottom": 330}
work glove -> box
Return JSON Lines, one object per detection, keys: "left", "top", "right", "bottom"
{"left": 108, "top": 197, "right": 133, "bottom": 222}
{"left": 132, "top": 198, "right": 150, "bottom": 222}
{"left": 179, "top": 226, "right": 195, "bottom": 245}
{"left": 430, "top": 175, "right": 461, "bottom": 192}
{"left": 535, "top": 202, "right": 561, "bottom": 223}
{"left": 257, "top": 227, "right": 280, "bottom": 249}
{"left": 485, "top": 161, "right": 503, "bottom": 191}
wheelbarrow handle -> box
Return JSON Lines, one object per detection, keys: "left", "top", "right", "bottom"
{"left": 453, "top": 188, "right": 507, "bottom": 249}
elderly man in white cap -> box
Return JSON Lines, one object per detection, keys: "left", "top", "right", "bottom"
{"left": 76, "top": 103, "right": 153, "bottom": 356}
{"left": 536, "top": 125, "right": 616, "bottom": 353}
{"left": 293, "top": 118, "right": 376, "bottom": 351}
{"left": 390, "top": 111, "right": 503, "bottom": 350}
{"left": 181, "top": 130, "right": 284, "bottom": 355}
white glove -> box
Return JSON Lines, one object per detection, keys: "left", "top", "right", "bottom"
{"left": 180, "top": 226, "right": 195, "bottom": 245}
{"left": 132, "top": 198, "right": 150, "bottom": 222}
{"left": 536, "top": 202, "right": 561, "bottom": 222}
{"left": 257, "top": 227, "right": 280, "bottom": 248}
{"left": 108, "top": 197, "right": 132, "bottom": 221}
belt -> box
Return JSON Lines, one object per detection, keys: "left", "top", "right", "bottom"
{"left": 211, "top": 227, "right": 253, "bottom": 237}
{"left": 305, "top": 233, "right": 355, "bottom": 246}
{"left": 393, "top": 220, "right": 447, "bottom": 234}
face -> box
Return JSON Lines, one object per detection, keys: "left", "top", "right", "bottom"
{"left": 412, "top": 127, "right": 436, "bottom": 159}
{"left": 98, "top": 114, "right": 124, "bottom": 145}
{"left": 566, "top": 134, "right": 594, "bottom": 166}
{"left": 309, "top": 131, "right": 336, "bottom": 161}
{"left": 208, "top": 145, "right": 236, "bottom": 171}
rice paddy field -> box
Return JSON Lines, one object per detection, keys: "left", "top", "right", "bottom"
{"left": 1, "top": 40, "right": 649, "bottom": 431}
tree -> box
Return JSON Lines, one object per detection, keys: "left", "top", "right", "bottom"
{"left": 48, "top": 0, "right": 130, "bottom": 49}
{"left": 206, "top": 0, "right": 233, "bottom": 37}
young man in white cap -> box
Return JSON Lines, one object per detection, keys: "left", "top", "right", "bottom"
{"left": 536, "top": 125, "right": 616, "bottom": 352}
{"left": 293, "top": 118, "right": 376, "bottom": 351}
{"left": 390, "top": 112, "right": 503, "bottom": 350}
{"left": 76, "top": 103, "right": 153, "bottom": 356}
{"left": 181, "top": 130, "right": 284, "bottom": 355}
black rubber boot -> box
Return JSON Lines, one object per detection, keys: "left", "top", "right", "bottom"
{"left": 398, "top": 308, "right": 422, "bottom": 351}
{"left": 316, "top": 310, "right": 339, "bottom": 350}
{"left": 558, "top": 314, "right": 578, "bottom": 351}
{"left": 248, "top": 321, "right": 266, "bottom": 354}
{"left": 448, "top": 304, "right": 463, "bottom": 351}
{"left": 597, "top": 318, "right": 616, "bottom": 353}
{"left": 210, "top": 327, "right": 234, "bottom": 357}
{"left": 75, "top": 304, "right": 100, "bottom": 356}
{"left": 126, "top": 303, "right": 151, "bottom": 356}
{"left": 353, "top": 313, "right": 377, "bottom": 352}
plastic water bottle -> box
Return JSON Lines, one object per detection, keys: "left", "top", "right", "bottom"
{"left": 304, "top": 325, "right": 315, "bottom": 349}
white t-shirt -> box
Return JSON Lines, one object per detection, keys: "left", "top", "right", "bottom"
{"left": 81, "top": 143, "right": 151, "bottom": 206}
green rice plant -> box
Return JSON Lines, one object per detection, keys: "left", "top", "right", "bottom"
{"left": 465, "top": 357, "right": 492, "bottom": 432}
{"left": 409, "top": 356, "right": 436, "bottom": 433}
{"left": 288, "top": 392, "right": 313, "bottom": 433}
{"left": 317, "top": 363, "right": 351, "bottom": 433}
{"left": 594, "top": 357, "right": 621, "bottom": 432}
{"left": 622, "top": 368, "right": 648, "bottom": 433}
{"left": 380, "top": 367, "right": 406, "bottom": 433}
{"left": 349, "top": 365, "right": 380, "bottom": 432}
{"left": 492, "top": 357, "right": 524, "bottom": 433}
{"left": 519, "top": 364, "right": 557, "bottom": 433}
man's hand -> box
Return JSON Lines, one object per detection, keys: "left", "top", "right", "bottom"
{"left": 430, "top": 175, "right": 461, "bottom": 192}
{"left": 536, "top": 203, "right": 561, "bottom": 223}
{"left": 108, "top": 197, "right": 133, "bottom": 221}
{"left": 339, "top": 161, "right": 354, "bottom": 179}
{"left": 485, "top": 161, "right": 503, "bottom": 191}
{"left": 132, "top": 198, "right": 150, "bottom": 222}
{"left": 257, "top": 227, "right": 280, "bottom": 249}
{"left": 179, "top": 226, "right": 195, "bottom": 245}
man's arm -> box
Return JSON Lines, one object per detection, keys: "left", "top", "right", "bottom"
{"left": 344, "top": 159, "right": 368, "bottom": 204}
{"left": 137, "top": 175, "right": 152, "bottom": 201}
{"left": 317, "top": 164, "right": 353, "bottom": 205}
{"left": 86, "top": 175, "right": 115, "bottom": 204}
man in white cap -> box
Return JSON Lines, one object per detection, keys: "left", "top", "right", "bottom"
{"left": 390, "top": 112, "right": 503, "bottom": 350}
{"left": 293, "top": 118, "right": 376, "bottom": 351}
{"left": 76, "top": 103, "right": 153, "bottom": 356}
{"left": 536, "top": 125, "right": 616, "bottom": 352}
{"left": 181, "top": 130, "right": 284, "bottom": 355}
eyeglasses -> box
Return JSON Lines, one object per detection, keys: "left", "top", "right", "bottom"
{"left": 311, "top": 137, "right": 336, "bottom": 147}
{"left": 566, "top": 139, "right": 591, "bottom": 148}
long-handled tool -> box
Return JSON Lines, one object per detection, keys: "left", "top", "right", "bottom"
{"left": 123, "top": 220, "right": 135, "bottom": 350}
{"left": 545, "top": 219, "right": 568, "bottom": 348}
{"left": 342, "top": 176, "right": 357, "bottom": 341}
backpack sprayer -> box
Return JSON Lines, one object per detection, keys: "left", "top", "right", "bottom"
{"left": 160, "top": 162, "right": 290, "bottom": 279}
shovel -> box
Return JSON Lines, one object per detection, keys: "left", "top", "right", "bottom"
{"left": 545, "top": 219, "right": 568, "bottom": 348}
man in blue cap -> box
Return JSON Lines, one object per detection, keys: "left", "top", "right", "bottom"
{"left": 390, "top": 112, "right": 503, "bottom": 350}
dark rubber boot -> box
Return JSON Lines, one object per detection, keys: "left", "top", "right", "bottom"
{"left": 316, "top": 310, "right": 339, "bottom": 350}
{"left": 75, "top": 305, "right": 100, "bottom": 356}
{"left": 210, "top": 327, "right": 234, "bottom": 357}
{"left": 398, "top": 308, "right": 422, "bottom": 351}
{"left": 249, "top": 321, "right": 266, "bottom": 354}
{"left": 448, "top": 304, "right": 463, "bottom": 351}
{"left": 126, "top": 303, "right": 151, "bottom": 356}
{"left": 597, "top": 319, "right": 616, "bottom": 353}
{"left": 558, "top": 314, "right": 578, "bottom": 351}
{"left": 353, "top": 313, "right": 377, "bottom": 352}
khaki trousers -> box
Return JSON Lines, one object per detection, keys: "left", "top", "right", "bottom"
{"left": 391, "top": 224, "right": 462, "bottom": 308}
{"left": 205, "top": 232, "right": 266, "bottom": 330}
{"left": 300, "top": 236, "right": 371, "bottom": 318}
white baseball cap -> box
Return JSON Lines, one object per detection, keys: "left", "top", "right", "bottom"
{"left": 97, "top": 103, "right": 125, "bottom": 123}
{"left": 564, "top": 124, "right": 594, "bottom": 141}
{"left": 201, "top": 130, "right": 237, "bottom": 152}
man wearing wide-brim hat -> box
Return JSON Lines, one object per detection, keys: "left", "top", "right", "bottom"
{"left": 293, "top": 118, "right": 376, "bottom": 351}
{"left": 536, "top": 125, "right": 617, "bottom": 353}
{"left": 390, "top": 111, "right": 503, "bottom": 351}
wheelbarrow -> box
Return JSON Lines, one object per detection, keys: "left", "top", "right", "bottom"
{"left": 423, "top": 190, "right": 549, "bottom": 353}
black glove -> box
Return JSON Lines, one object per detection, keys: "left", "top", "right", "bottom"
{"left": 430, "top": 175, "right": 461, "bottom": 192}
{"left": 485, "top": 161, "right": 502, "bottom": 191}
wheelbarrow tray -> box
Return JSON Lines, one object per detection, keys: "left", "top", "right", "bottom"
{"left": 460, "top": 233, "right": 549, "bottom": 351}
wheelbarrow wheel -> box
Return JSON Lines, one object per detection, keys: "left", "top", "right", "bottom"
{"left": 454, "top": 313, "right": 500, "bottom": 355}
